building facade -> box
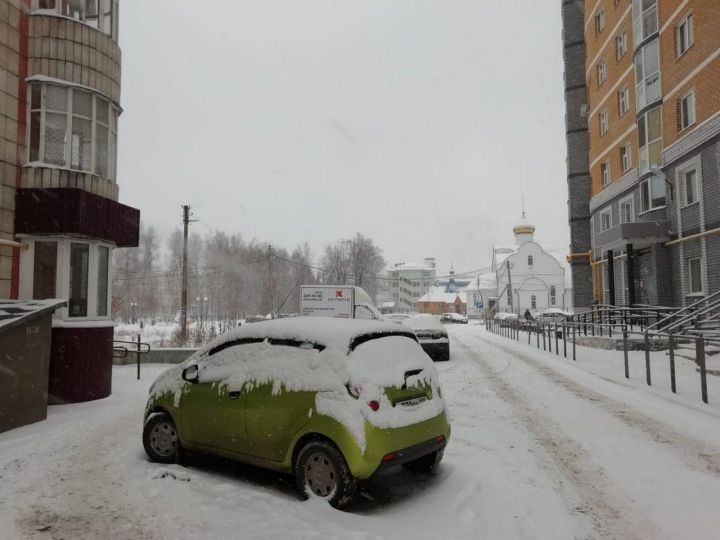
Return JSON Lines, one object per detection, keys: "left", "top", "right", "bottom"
{"left": 570, "top": 0, "right": 720, "bottom": 307}
{"left": 0, "top": 0, "right": 139, "bottom": 403}
{"left": 387, "top": 258, "right": 437, "bottom": 313}
{"left": 416, "top": 286, "right": 467, "bottom": 316}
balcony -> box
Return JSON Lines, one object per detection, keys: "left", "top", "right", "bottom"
{"left": 595, "top": 220, "right": 670, "bottom": 251}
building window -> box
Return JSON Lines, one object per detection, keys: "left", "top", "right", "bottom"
{"left": 69, "top": 242, "right": 90, "bottom": 317}
{"left": 27, "top": 82, "right": 119, "bottom": 181}
{"left": 620, "top": 195, "right": 634, "bottom": 223}
{"left": 601, "top": 161, "right": 611, "bottom": 186}
{"left": 595, "top": 10, "right": 605, "bottom": 35}
{"left": 97, "top": 245, "right": 110, "bottom": 316}
{"left": 32, "top": 0, "right": 119, "bottom": 40}
{"left": 531, "top": 295, "right": 537, "bottom": 309}
{"left": 620, "top": 144, "right": 631, "bottom": 172}
{"left": 688, "top": 257, "right": 703, "bottom": 294}
{"left": 682, "top": 169, "right": 698, "bottom": 206}
{"left": 640, "top": 175, "right": 666, "bottom": 212}
{"left": 597, "top": 60, "right": 607, "bottom": 86}
{"left": 618, "top": 87, "right": 630, "bottom": 116}
{"left": 528, "top": 255, "right": 533, "bottom": 267}
{"left": 679, "top": 90, "right": 696, "bottom": 131}
{"left": 599, "top": 110, "right": 609, "bottom": 135}
{"left": 550, "top": 286, "right": 556, "bottom": 306}
{"left": 637, "top": 107, "right": 662, "bottom": 174}
{"left": 616, "top": 32, "right": 627, "bottom": 59}
{"left": 635, "top": 39, "right": 660, "bottom": 110}
{"left": 600, "top": 208, "right": 612, "bottom": 232}
{"left": 632, "top": 0, "right": 658, "bottom": 48}
{"left": 676, "top": 14, "right": 694, "bottom": 57}
{"left": 33, "top": 241, "right": 57, "bottom": 299}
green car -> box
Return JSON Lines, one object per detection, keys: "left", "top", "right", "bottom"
{"left": 143, "top": 317, "right": 451, "bottom": 508}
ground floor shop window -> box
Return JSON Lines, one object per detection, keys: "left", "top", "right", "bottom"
{"left": 69, "top": 243, "right": 89, "bottom": 317}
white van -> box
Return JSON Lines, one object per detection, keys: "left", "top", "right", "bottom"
{"left": 300, "top": 285, "right": 385, "bottom": 320}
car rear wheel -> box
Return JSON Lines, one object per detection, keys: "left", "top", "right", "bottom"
{"left": 143, "top": 413, "right": 181, "bottom": 464}
{"left": 295, "top": 440, "right": 356, "bottom": 508}
{"left": 403, "top": 449, "right": 444, "bottom": 472}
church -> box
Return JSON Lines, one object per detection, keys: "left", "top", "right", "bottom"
{"left": 470, "top": 214, "right": 573, "bottom": 316}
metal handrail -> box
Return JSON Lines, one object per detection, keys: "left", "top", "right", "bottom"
{"left": 646, "top": 289, "right": 720, "bottom": 334}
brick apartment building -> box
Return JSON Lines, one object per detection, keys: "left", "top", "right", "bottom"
{"left": 562, "top": 0, "right": 720, "bottom": 308}
{"left": 0, "top": 0, "right": 139, "bottom": 404}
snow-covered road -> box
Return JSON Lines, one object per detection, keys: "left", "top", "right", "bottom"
{"left": 2, "top": 325, "right": 720, "bottom": 539}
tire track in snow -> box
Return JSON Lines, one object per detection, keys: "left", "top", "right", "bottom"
{"left": 455, "top": 339, "right": 651, "bottom": 540}
{"left": 480, "top": 336, "right": 720, "bottom": 478}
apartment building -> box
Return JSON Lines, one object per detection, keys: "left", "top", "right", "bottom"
{"left": 0, "top": 0, "right": 140, "bottom": 403}
{"left": 387, "top": 258, "right": 437, "bottom": 313}
{"left": 567, "top": 0, "right": 720, "bottom": 307}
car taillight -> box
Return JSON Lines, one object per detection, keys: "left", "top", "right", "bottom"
{"left": 368, "top": 400, "right": 380, "bottom": 411}
{"left": 435, "top": 435, "right": 445, "bottom": 443}
{"left": 382, "top": 452, "right": 396, "bottom": 462}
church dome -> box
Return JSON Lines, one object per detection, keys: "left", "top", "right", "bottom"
{"left": 513, "top": 213, "right": 535, "bottom": 235}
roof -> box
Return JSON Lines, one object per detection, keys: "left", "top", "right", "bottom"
{"left": 193, "top": 317, "right": 409, "bottom": 355}
{"left": 0, "top": 299, "right": 66, "bottom": 335}
{"left": 417, "top": 286, "right": 467, "bottom": 304}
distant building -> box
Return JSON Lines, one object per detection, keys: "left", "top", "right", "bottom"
{"left": 416, "top": 286, "right": 467, "bottom": 316}
{"left": 482, "top": 215, "right": 572, "bottom": 316}
{"left": 387, "top": 258, "right": 436, "bottom": 313}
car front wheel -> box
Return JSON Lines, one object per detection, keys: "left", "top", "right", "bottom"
{"left": 143, "top": 412, "right": 181, "bottom": 464}
{"left": 295, "top": 440, "right": 356, "bottom": 508}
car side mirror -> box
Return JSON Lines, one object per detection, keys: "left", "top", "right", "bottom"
{"left": 182, "top": 364, "right": 199, "bottom": 384}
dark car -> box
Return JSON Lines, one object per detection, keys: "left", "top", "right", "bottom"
{"left": 404, "top": 315, "right": 450, "bottom": 361}
{"left": 440, "top": 312, "right": 468, "bottom": 324}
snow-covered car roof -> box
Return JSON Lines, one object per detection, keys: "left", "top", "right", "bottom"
{"left": 192, "top": 317, "right": 414, "bottom": 356}
{"left": 404, "top": 315, "right": 444, "bottom": 331}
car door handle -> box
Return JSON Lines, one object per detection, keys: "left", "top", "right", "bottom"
{"left": 228, "top": 391, "right": 241, "bottom": 400}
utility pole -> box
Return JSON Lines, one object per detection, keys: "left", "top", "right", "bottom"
{"left": 506, "top": 260, "right": 514, "bottom": 314}
{"left": 268, "top": 244, "right": 275, "bottom": 318}
{"left": 180, "top": 205, "right": 196, "bottom": 341}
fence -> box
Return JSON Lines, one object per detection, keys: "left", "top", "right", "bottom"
{"left": 113, "top": 335, "right": 151, "bottom": 380}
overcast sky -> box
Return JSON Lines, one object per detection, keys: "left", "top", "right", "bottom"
{"left": 118, "top": 0, "right": 569, "bottom": 275}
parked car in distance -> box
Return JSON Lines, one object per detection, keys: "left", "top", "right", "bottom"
{"left": 440, "top": 312, "right": 468, "bottom": 324}
{"left": 143, "top": 318, "right": 450, "bottom": 508}
{"left": 404, "top": 315, "right": 450, "bottom": 361}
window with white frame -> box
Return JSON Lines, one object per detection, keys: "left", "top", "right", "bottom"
{"left": 595, "top": 10, "right": 605, "bottom": 35}
{"left": 618, "top": 87, "right": 630, "bottom": 116}
{"left": 616, "top": 32, "right": 627, "bottom": 59}
{"left": 637, "top": 107, "right": 662, "bottom": 173}
{"left": 635, "top": 39, "right": 660, "bottom": 110}
{"left": 550, "top": 286, "right": 556, "bottom": 306}
{"left": 599, "top": 109, "right": 609, "bottom": 135}
{"left": 528, "top": 255, "right": 533, "bottom": 267}
{"left": 688, "top": 257, "right": 703, "bottom": 294}
{"left": 27, "top": 82, "right": 118, "bottom": 181}
{"left": 601, "top": 161, "right": 611, "bottom": 186}
{"left": 597, "top": 60, "right": 607, "bottom": 86}
{"left": 679, "top": 90, "right": 696, "bottom": 131}
{"left": 620, "top": 195, "right": 634, "bottom": 223}
{"left": 676, "top": 14, "right": 694, "bottom": 57}
{"left": 620, "top": 144, "right": 631, "bottom": 172}
{"left": 23, "top": 238, "right": 112, "bottom": 319}
{"left": 600, "top": 208, "right": 612, "bottom": 231}
{"left": 640, "top": 175, "right": 666, "bottom": 212}
{"left": 632, "top": 0, "right": 658, "bottom": 48}
{"left": 531, "top": 295, "right": 537, "bottom": 309}
{"left": 32, "top": 0, "right": 119, "bottom": 40}
{"left": 682, "top": 169, "right": 698, "bottom": 206}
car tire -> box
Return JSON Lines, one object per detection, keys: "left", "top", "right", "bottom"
{"left": 143, "top": 412, "right": 181, "bottom": 464}
{"left": 402, "top": 449, "right": 443, "bottom": 472}
{"left": 295, "top": 440, "right": 356, "bottom": 508}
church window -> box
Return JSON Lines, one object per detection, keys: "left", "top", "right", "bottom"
{"left": 550, "top": 286, "right": 557, "bottom": 305}
{"left": 528, "top": 255, "right": 533, "bottom": 267}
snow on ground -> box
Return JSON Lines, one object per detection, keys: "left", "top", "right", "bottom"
{"left": 2, "top": 326, "right": 720, "bottom": 539}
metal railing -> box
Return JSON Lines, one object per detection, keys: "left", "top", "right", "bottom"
{"left": 114, "top": 335, "right": 151, "bottom": 380}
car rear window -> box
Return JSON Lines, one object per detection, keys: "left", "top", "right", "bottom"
{"left": 208, "top": 337, "right": 265, "bottom": 356}
{"left": 349, "top": 331, "right": 418, "bottom": 351}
